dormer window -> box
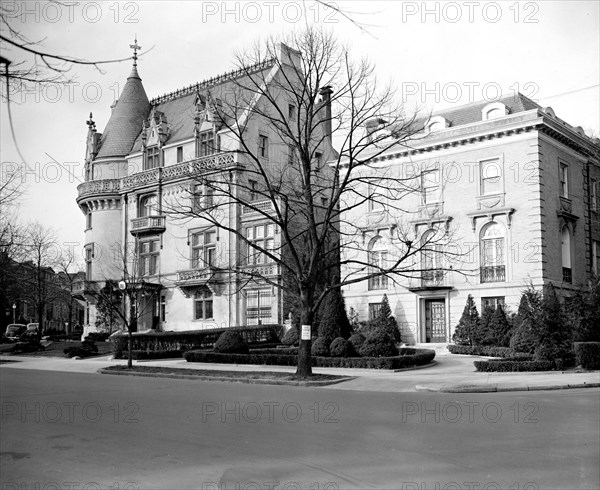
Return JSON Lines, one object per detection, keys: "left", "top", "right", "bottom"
{"left": 482, "top": 102, "right": 508, "bottom": 121}
{"left": 199, "top": 131, "right": 216, "bottom": 156}
{"left": 426, "top": 116, "right": 449, "bottom": 133}
{"left": 145, "top": 146, "right": 160, "bottom": 170}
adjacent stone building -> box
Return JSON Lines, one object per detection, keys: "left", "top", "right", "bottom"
{"left": 340, "top": 94, "right": 600, "bottom": 344}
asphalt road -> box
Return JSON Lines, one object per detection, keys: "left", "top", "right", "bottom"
{"left": 1, "top": 368, "right": 598, "bottom": 490}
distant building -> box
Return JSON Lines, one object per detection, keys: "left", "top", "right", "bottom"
{"left": 341, "top": 94, "right": 600, "bottom": 344}
{"left": 75, "top": 42, "right": 333, "bottom": 332}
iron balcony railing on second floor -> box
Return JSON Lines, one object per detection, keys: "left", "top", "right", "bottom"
{"left": 130, "top": 215, "right": 166, "bottom": 236}
{"left": 480, "top": 265, "right": 506, "bottom": 283}
{"left": 421, "top": 270, "right": 445, "bottom": 287}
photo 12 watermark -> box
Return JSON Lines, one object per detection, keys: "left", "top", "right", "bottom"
{"left": 200, "top": 401, "right": 339, "bottom": 424}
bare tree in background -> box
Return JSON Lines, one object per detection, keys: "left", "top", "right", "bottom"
{"left": 165, "top": 28, "right": 458, "bottom": 377}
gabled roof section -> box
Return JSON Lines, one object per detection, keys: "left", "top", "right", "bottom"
{"left": 129, "top": 58, "right": 277, "bottom": 152}
{"left": 95, "top": 65, "right": 151, "bottom": 159}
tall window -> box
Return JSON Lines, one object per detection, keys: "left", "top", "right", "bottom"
{"left": 482, "top": 297, "right": 505, "bottom": 310}
{"left": 368, "top": 236, "right": 388, "bottom": 290}
{"left": 86, "top": 211, "right": 92, "bottom": 230}
{"left": 194, "top": 289, "right": 213, "bottom": 320}
{"left": 368, "top": 303, "right": 382, "bottom": 320}
{"left": 85, "top": 245, "right": 93, "bottom": 280}
{"left": 480, "top": 159, "right": 502, "bottom": 195}
{"left": 559, "top": 162, "right": 569, "bottom": 198}
{"left": 246, "top": 289, "right": 272, "bottom": 325}
{"left": 421, "top": 230, "right": 444, "bottom": 285}
{"left": 258, "top": 135, "right": 268, "bottom": 158}
{"left": 422, "top": 164, "right": 441, "bottom": 204}
{"left": 368, "top": 181, "right": 384, "bottom": 212}
{"left": 248, "top": 180, "right": 258, "bottom": 201}
{"left": 593, "top": 240, "right": 600, "bottom": 276}
{"left": 139, "top": 239, "right": 159, "bottom": 276}
{"left": 480, "top": 222, "right": 505, "bottom": 283}
{"left": 193, "top": 183, "right": 214, "bottom": 212}
{"left": 192, "top": 230, "right": 217, "bottom": 269}
{"left": 561, "top": 226, "right": 572, "bottom": 283}
{"left": 145, "top": 146, "right": 160, "bottom": 170}
{"left": 199, "top": 132, "right": 216, "bottom": 156}
{"left": 246, "top": 224, "right": 275, "bottom": 265}
{"left": 288, "top": 104, "right": 296, "bottom": 121}
{"left": 139, "top": 195, "right": 157, "bottom": 217}
{"left": 288, "top": 145, "right": 297, "bottom": 166}
{"left": 176, "top": 146, "right": 184, "bottom": 163}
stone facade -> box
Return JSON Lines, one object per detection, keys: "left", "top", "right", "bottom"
{"left": 340, "top": 95, "right": 600, "bottom": 344}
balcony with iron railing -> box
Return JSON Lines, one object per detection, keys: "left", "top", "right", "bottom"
{"left": 421, "top": 270, "right": 445, "bottom": 287}
{"left": 241, "top": 199, "right": 276, "bottom": 216}
{"left": 77, "top": 152, "right": 238, "bottom": 201}
{"left": 130, "top": 215, "right": 166, "bottom": 236}
{"left": 480, "top": 265, "right": 506, "bottom": 283}
{"left": 175, "top": 266, "right": 220, "bottom": 287}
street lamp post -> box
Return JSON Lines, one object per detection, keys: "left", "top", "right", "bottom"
{"left": 118, "top": 280, "right": 135, "bottom": 368}
{"left": 12, "top": 303, "right": 16, "bottom": 324}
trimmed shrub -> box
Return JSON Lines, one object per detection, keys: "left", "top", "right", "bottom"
{"left": 281, "top": 327, "right": 300, "bottom": 346}
{"left": 330, "top": 337, "right": 351, "bottom": 357}
{"left": 348, "top": 333, "right": 366, "bottom": 355}
{"left": 359, "top": 330, "right": 398, "bottom": 358}
{"left": 311, "top": 337, "right": 330, "bottom": 357}
{"left": 85, "top": 332, "right": 110, "bottom": 342}
{"left": 452, "top": 294, "right": 480, "bottom": 346}
{"left": 64, "top": 341, "right": 98, "bottom": 358}
{"left": 477, "top": 305, "right": 495, "bottom": 346}
{"left": 110, "top": 325, "right": 281, "bottom": 354}
{"left": 214, "top": 330, "right": 249, "bottom": 354}
{"left": 574, "top": 342, "right": 600, "bottom": 369}
{"left": 317, "top": 288, "right": 352, "bottom": 342}
{"left": 130, "top": 350, "right": 183, "bottom": 360}
{"left": 447, "top": 344, "right": 518, "bottom": 357}
{"left": 534, "top": 283, "right": 571, "bottom": 361}
{"left": 566, "top": 280, "right": 600, "bottom": 342}
{"left": 184, "top": 347, "right": 435, "bottom": 370}
{"left": 483, "top": 305, "right": 512, "bottom": 347}
{"left": 474, "top": 360, "right": 555, "bottom": 372}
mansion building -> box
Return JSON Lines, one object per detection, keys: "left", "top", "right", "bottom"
{"left": 75, "top": 43, "right": 333, "bottom": 332}
{"left": 341, "top": 94, "right": 600, "bottom": 344}
{"left": 75, "top": 43, "right": 599, "bottom": 343}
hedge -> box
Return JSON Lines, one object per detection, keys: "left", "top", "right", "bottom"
{"left": 574, "top": 342, "right": 600, "bottom": 369}
{"left": 110, "top": 325, "right": 283, "bottom": 356}
{"left": 114, "top": 349, "right": 184, "bottom": 360}
{"left": 447, "top": 345, "right": 522, "bottom": 357}
{"left": 184, "top": 347, "right": 435, "bottom": 370}
{"left": 473, "top": 360, "right": 555, "bottom": 372}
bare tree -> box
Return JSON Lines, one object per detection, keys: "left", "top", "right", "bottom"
{"left": 164, "top": 27, "right": 459, "bottom": 377}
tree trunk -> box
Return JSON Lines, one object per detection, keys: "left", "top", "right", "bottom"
{"left": 127, "top": 328, "right": 133, "bottom": 369}
{"left": 295, "top": 286, "right": 313, "bottom": 378}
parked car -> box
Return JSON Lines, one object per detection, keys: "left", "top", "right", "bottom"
{"left": 4, "top": 324, "right": 27, "bottom": 342}
{"left": 26, "top": 323, "right": 39, "bottom": 334}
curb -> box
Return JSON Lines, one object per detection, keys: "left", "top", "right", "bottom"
{"left": 415, "top": 382, "right": 600, "bottom": 393}
{"left": 98, "top": 368, "right": 355, "bottom": 387}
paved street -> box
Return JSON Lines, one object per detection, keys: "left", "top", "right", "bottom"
{"left": 1, "top": 368, "right": 599, "bottom": 490}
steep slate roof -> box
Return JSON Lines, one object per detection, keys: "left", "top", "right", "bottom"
{"left": 129, "top": 60, "right": 277, "bottom": 153}
{"left": 95, "top": 65, "right": 151, "bottom": 159}
{"left": 430, "top": 93, "right": 542, "bottom": 127}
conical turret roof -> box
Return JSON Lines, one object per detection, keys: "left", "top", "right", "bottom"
{"left": 95, "top": 64, "right": 151, "bottom": 159}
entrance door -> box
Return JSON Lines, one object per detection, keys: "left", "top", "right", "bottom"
{"left": 425, "top": 299, "right": 446, "bottom": 342}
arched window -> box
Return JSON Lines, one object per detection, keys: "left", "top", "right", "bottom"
{"left": 368, "top": 236, "right": 388, "bottom": 290}
{"left": 561, "top": 226, "right": 572, "bottom": 283}
{"left": 421, "top": 230, "right": 443, "bottom": 286}
{"left": 139, "top": 195, "right": 157, "bottom": 218}
{"left": 480, "top": 222, "right": 505, "bottom": 283}
{"left": 481, "top": 102, "right": 508, "bottom": 121}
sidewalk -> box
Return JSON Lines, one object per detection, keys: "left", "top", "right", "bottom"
{"left": 1, "top": 350, "right": 599, "bottom": 393}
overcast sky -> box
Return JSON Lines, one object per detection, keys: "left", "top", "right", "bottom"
{"left": 1, "top": 0, "right": 599, "bottom": 266}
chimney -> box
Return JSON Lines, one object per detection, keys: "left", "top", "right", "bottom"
{"left": 319, "top": 86, "right": 333, "bottom": 143}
